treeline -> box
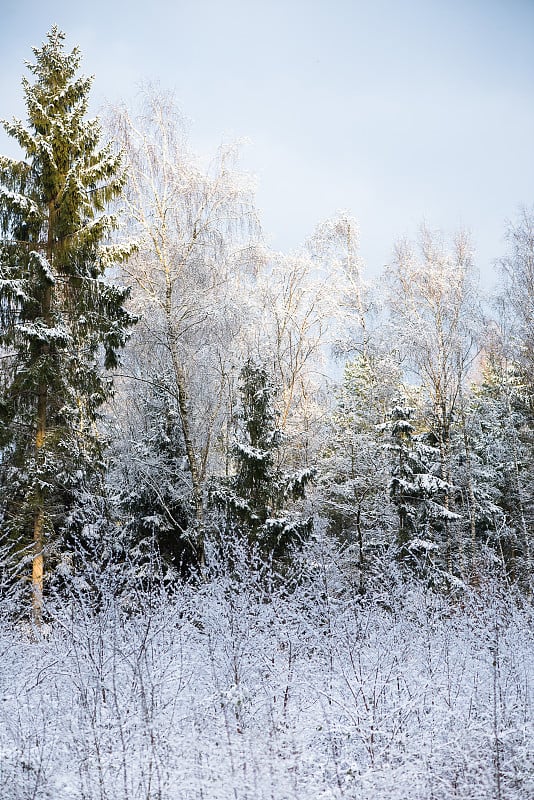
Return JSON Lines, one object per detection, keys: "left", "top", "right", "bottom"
{"left": 1, "top": 29, "right": 532, "bottom": 623}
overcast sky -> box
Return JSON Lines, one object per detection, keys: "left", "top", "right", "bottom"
{"left": 1, "top": 0, "right": 533, "bottom": 286}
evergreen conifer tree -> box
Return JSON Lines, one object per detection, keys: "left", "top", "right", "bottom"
{"left": 387, "top": 401, "right": 459, "bottom": 578}
{"left": 115, "top": 383, "right": 194, "bottom": 580}
{"left": 0, "top": 28, "right": 135, "bottom": 621}
{"left": 212, "top": 359, "right": 313, "bottom": 567}
{"left": 319, "top": 356, "right": 394, "bottom": 592}
{"left": 470, "top": 357, "right": 533, "bottom": 585}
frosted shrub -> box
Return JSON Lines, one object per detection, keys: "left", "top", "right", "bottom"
{"left": 0, "top": 553, "right": 532, "bottom": 799}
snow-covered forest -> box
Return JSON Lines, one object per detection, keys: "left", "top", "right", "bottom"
{"left": 0, "top": 28, "right": 532, "bottom": 800}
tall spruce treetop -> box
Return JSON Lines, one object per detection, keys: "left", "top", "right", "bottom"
{"left": 0, "top": 28, "right": 135, "bottom": 621}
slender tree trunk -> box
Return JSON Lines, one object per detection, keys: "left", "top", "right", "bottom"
{"left": 32, "top": 205, "right": 54, "bottom": 624}
{"left": 169, "top": 343, "right": 205, "bottom": 567}
{"left": 356, "top": 501, "right": 365, "bottom": 594}
{"left": 458, "top": 393, "right": 477, "bottom": 579}
{"left": 32, "top": 308, "right": 50, "bottom": 626}
{"left": 437, "top": 421, "right": 454, "bottom": 576}
{"left": 505, "top": 392, "right": 531, "bottom": 584}
{"left": 32, "top": 393, "right": 46, "bottom": 625}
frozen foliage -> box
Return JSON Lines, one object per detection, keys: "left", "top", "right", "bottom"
{"left": 0, "top": 187, "right": 39, "bottom": 216}
{"left": 212, "top": 359, "right": 313, "bottom": 563}
{"left": 0, "top": 553, "right": 532, "bottom": 800}
{"left": 0, "top": 27, "right": 135, "bottom": 621}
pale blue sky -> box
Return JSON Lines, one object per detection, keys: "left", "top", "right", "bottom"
{"left": 1, "top": 0, "right": 533, "bottom": 285}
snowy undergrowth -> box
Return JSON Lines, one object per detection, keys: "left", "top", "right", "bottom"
{"left": 0, "top": 559, "right": 532, "bottom": 800}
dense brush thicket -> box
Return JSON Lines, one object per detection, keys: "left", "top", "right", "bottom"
{"left": 0, "top": 541, "right": 532, "bottom": 800}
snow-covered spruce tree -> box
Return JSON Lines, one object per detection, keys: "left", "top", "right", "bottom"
{"left": 0, "top": 28, "right": 134, "bottom": 622}
{"left": 469, "top": 354, "right": 533, "bottom": 586}
{"left": 318, "top": 355, "right": 396, "bottom": 592}
{"left": 211, "top": 359, "right": 314, "bottom": 568}
{"left": 113, "top": 377, "right": 194, "bottom": 581}
{"left": 386, "top": 400, "right": 460, "bottom": 580}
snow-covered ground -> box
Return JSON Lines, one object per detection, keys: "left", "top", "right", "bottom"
{"left": 0, "top": 558, "right": 532, "bottom": 800}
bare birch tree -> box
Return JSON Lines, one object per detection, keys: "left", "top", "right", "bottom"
{"left": 108, "top": 89, "right": 260, "bottom": 564}
{"left": 388, "top": 226, "right": 482, "bottom": 575}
